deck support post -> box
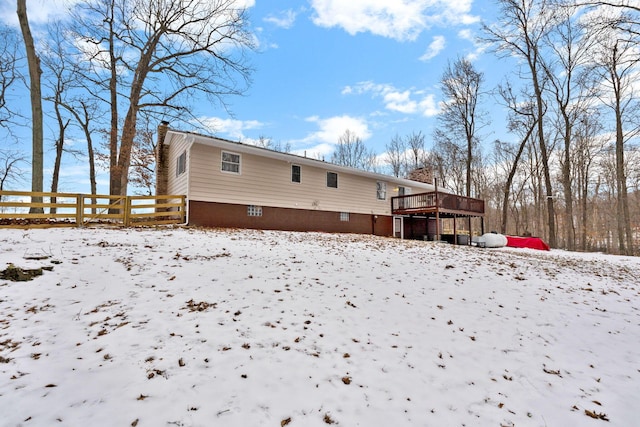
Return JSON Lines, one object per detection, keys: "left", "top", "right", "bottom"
{"left": 434, "top": 179, "right": 440, "bottom": 242}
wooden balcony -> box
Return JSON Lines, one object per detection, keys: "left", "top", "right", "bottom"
{"left": 391, "top": 191, "right": 485, "bottom": 217}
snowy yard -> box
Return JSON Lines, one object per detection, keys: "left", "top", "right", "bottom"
{"left": 0, "top": 227, "right": 639, "bottom": 427}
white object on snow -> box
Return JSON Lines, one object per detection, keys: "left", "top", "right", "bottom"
{"left": 477, "top": 233, "right": 507, "bottom": 248}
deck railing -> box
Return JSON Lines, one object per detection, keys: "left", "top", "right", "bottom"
{"left": 391, "top": 191, "right": 484, "bottom": 215}
{"left": 0, "top": 191, "right": 186, "bottom": 228}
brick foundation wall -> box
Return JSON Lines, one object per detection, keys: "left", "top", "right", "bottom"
{"left": 188, "top": 200, "right": 393, "bottom": 236}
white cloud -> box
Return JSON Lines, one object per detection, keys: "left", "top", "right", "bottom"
{"left": 291, "top": 115, "right": 371, "bottom": 158}
{"left": 304, "top": 115, "right": 371, "bottom": 143}
{"left": 0, "top": 0, "right": 81, "bottom": 26}
{"left": 310, "top": 0, "right": 478, "bottom": 41}
{"left": 419, "top": 35, "right": 446, "bottom": 62}
{"left": 456, "top": 28, "right": 487, "bottom": 62}
{"left": 199, "top": 116, "right": 265, "bottom": 141}
{"left": 419, "top": 94, "right": 440, "bottom": 117}
{"left": 343, "top": 81, "right": 438, "bottom": 116}
{"left": 264, "top": 9, "right": 297, "bottom": 29}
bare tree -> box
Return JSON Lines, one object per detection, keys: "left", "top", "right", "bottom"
{"left": 540, "top": 5, "right": 596, "bottom": 250}
{"left": 0, "top": 150, "right": 26, "bottom": 194}
{"left": 483, "top": 0, "right": 559, "bottom": 247}
{"left": 41, "top": 23, "right": 79, "bottom": 209}
{"left": 128, "top": 116, "right": 157, "bottom": 195}
{"left": 0, "top": 24, "right": 19, "bottom": 128}
{"left": 572, "top": 110, "right": 605, "bottom": 251}
{"left": 331, "top": 129, "right": 377, "bottom": 171}
{"left": 70, "top": 0, "right": 255, "bottom": 196}
{"left": 16, "top": 0, "right": 43, "bottom": 212}
{"left": 385, "top": 134, "right": 407, "bottom": 177}
{"left": 495, "top": 82, "right": 539, "bottom": 234}
{"left": 591, "top": 33, "right": 639, "bottom": 254}
{"left": 434, "top": 57, "right": 486, "bottom": 198}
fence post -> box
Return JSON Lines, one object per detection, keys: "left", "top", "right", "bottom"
{"left": 124, "top": 196, "right": 131, "bottom": 226}
{"left": 76, "top": 194, "right": 84, "bottom": 227}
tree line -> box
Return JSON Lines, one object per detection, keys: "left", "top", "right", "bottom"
{"left": 331, "top": 0, "right": 640, "bottom": 256}
{"left": 1, "top": 0, "right": 254, "bottom": 202}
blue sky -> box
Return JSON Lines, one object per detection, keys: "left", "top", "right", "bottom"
{"left": 0, "top": 0, "right": 509, "bottom": 192}
{"left": 223, "top": 0, "right": 502, "bottom": 158}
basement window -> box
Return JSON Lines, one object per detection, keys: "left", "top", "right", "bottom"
{"left": 247, "top": 205, "right": 263, "bottom": 217}
{"left": 340, "top": 212, "right": 350, "bottom": 222}
{"left": 221, "top": 151, "right": 241, "bottom": 174}
{"left": 176, "top": 151, "right": 186, "bottom": 176}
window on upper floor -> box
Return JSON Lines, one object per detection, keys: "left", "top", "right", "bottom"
{"left": 221, "top": 151, "right": 241, "bottom": 174}
{"left": 376, "top": 181, "right": 387, "bottom": 200}
{"left": 327, "top": 171, "right": 338, "bottom": 188}
{"left": 176, "top": 151, "right": 186, "bottom": 176}
{"left": 291, "top": 165, "right": 301, "bottom": 183}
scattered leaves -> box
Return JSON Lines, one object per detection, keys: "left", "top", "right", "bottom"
{"left": 323, "top": 413, "right": 336, "bottom": 424}
{"left": 542, "top": 365, "right": 562, "bottom": 377}
{"left": 585, "top": 409, "right": 609, "bottom": 421}
{"left": 184, "top": 299, "right": 217, "bottom": 312}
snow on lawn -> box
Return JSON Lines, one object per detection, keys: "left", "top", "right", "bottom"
{"left": 0, "top": 227, "right": 639, "bottom": 427}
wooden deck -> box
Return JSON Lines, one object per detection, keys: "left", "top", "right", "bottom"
{"left": 391, "top": 191, "right": 484, "bottom": 217}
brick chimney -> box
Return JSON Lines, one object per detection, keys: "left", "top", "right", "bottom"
{"left": 155, "top": 121, "right": 170, "bottom": 196}
{"left": 407, "top": 167, "right": 434, "bottom": 185}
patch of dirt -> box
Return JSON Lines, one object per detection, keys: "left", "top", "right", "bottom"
{"left": 0, "top": 264, "right": 45, "bottom": 281}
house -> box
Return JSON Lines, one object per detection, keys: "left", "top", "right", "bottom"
{"left": 155, "top": 123, "right": 441, "bottom": 237}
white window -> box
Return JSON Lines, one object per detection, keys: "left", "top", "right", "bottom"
{"left": 327, "top": 171, "right": 338, "bottom": 188}
{"left": 176, "top": 151, "right": 186, "bottom": 176}
{"left": 247, "top": 205, "right": 262, "bottom": 216}
{"left": 221, "top": 151, "right": 241, "bottom": 174}
{"left": 340, "top": 212, "right": 350, "bottom": 222}
{"left": 376, "top": 181, "right": 387, "bottom": 200}
{"left": 291, "top": 165, "right": 301, "bottom": 183}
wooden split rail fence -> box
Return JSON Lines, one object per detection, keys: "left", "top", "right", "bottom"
{"left": 0, "top": 191, "right": 186, "bottom": 228}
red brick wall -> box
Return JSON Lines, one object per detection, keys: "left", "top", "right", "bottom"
{"left": 188, "top": 200, "right": 393, "bottom": 236}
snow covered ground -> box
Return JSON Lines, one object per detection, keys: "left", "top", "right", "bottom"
{"left": 0, "top": 227, "right": 639, "bottom": 427}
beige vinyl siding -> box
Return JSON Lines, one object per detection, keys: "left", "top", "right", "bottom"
{"left": 166, "top": 133, "right": 191, "bottom": 197}
{"left": 187, "top": 143, "right": 425, "bottom": 216}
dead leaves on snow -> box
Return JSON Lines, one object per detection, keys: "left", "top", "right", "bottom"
{"left": 584, "top": 408, "right": 610, "bottom": 422}
{"left": 183, "top": 299, "right": 217, "bottom": 312}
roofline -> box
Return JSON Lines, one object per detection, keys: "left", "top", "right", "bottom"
{"left": 165, "top": 129, "right": 436, "bottom": 191}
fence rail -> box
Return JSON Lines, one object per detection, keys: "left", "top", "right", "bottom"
{"left": 0, "top": 191, "right": 186, "bottom": 228}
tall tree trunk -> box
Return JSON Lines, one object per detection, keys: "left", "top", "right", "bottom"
{"left": 17, "top": 0, "right": 43, "bottom": 213}
{"left": 501, "top": 121, "right": 537, "bottom": 234}
{"left": 532, "top": 68, "right": 557, "bottom": 247}
{"left": 50, "top": 111, "right": 68, "bottom": 215}
{"left": 561, "top": 116, "right": 575, "bottom": 250}
{"left": 107, "top": 0, "right": 120, "bottom": 198}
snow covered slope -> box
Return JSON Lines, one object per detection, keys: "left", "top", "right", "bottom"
{"left": 1, "top": 228, "right": 638, "bottom": 426}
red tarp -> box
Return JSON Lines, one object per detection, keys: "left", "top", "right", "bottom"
{"left": 506, "top": 236, "right": 550, "bottom": 251}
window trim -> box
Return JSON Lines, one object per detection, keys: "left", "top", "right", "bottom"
{"left": 291, "top": 164, "right": 301, "bottom": 183}
{"left": 326, "top": 171, "right": 338, "bottom": 189}
{"left": 221, "top": 150, "right": 241, "bottom": 174}
{"left": 176, "top": 150, "right": 187, "bottom": 176}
